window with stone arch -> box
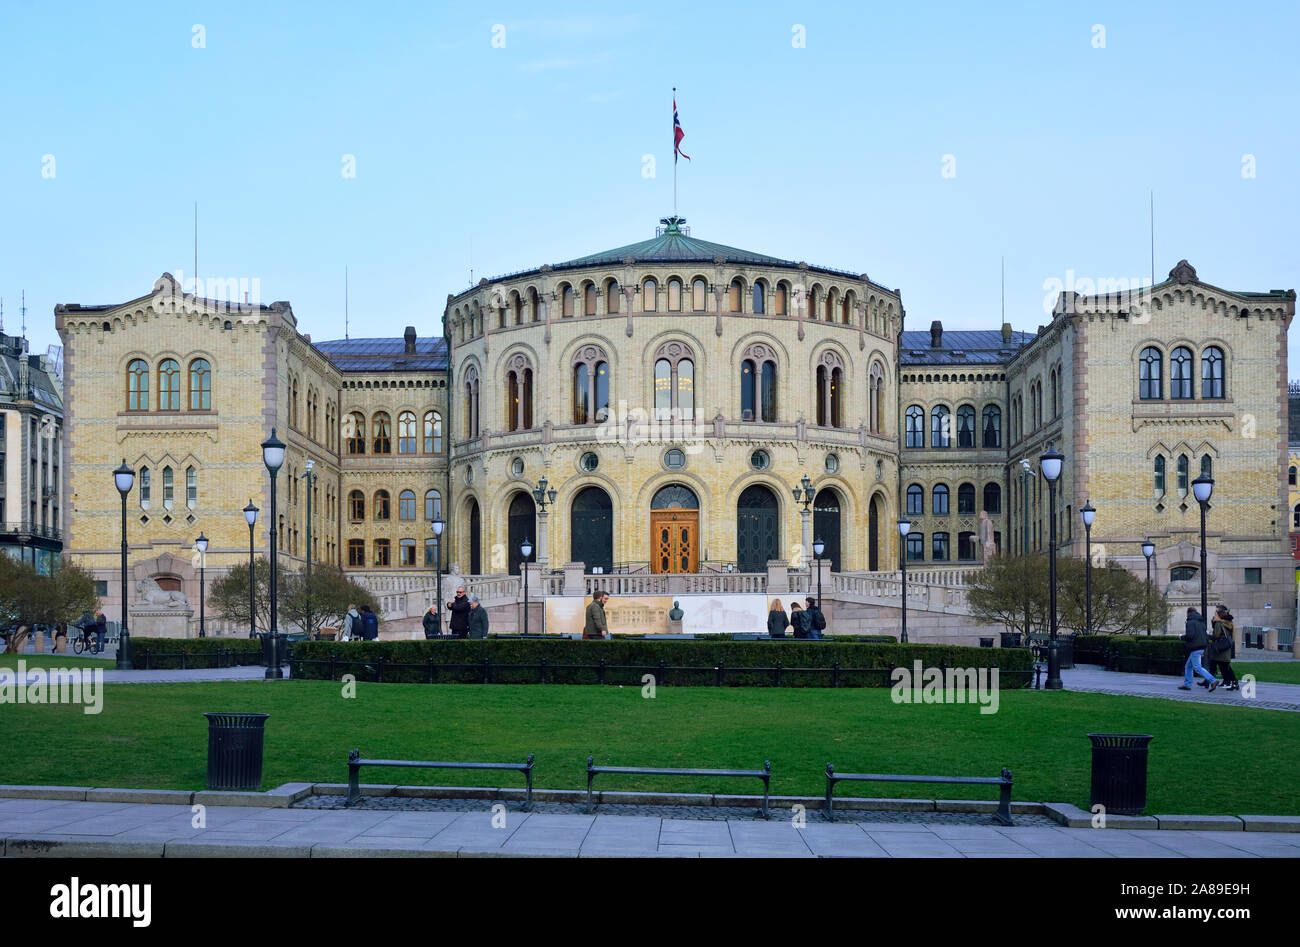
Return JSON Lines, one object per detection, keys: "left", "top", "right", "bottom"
{"left": 931, "top": 404, "right": 951, "bottom": 448}
{"left": 583, "top": 282, "right": 598, "bottom": 316}
{"left": 982, "top": 404, "right": 1001, "bottom": 448}
{"left": 604, "top": 278, "right": 620, "bottom": 314}
{"left": 729, "top": 278, "right": 743, "bottom": 313}
{"left": 188, "top": 358, "right": 211, "bottom": 410}
{"left": 774, "top": 281, "right": 789, "bottom": 316}
{"left": 1177, "top": 454, "right": 1189, "bottom": 496}
{"left": 425, "top": 489, "right": 442, "bottom": 522}
{"left": 399, "top": 489, "right": 417, "bottom": 520}
{"left": 1139, "top": 346, "right": 1163, "bottom": 400}
{"left": 1048, "top": 369, "right": 1058, "bottom": 417}
{"left": 397, "top": 411, "right": 417, "bottom": 453}
{"left": 956, "top": 404, "right": 976, "bottom": 448}
{"left": 561, "top": 284, "right": 575, "bottom": 318}
{"left": 423, "top": 411, "right": 443, "bottom": 453}
{"left": 529, "top": 288, "right": 542, "bottom": 322}
{"left": 1201, "top": 346, "right": 1224, "bottom": 399}
{"left": 691, "top": 278, "right": 707, "bottom": 312}
{"left": 372, "top": 411, "right": 392, "bottom": 454}
{"left": 815, "top": 350, "right": 844, "bottom": 428}
{"left": 572, "top": 344, "right": 611, "bottom": 425}
{"left": 374, "top": 489, "right": 391, "bottom": 521}
{"left": 345, "top": 412, "right": 365, "bottom": 454}
{"left": 289, "top": 373, "right": 299, "bottom": 427}
{"left": 126, "top": 359, "right": 149, "bottom": 411}
{"left": 653, "top": 341, "right": 695, "bottom": 421}
{"left": 667, "top": 278, "right": 682, "bottom": 312}
{"left": 869, "top": 362, "right": 885, "bottom": 433}
{"left": 739, "top": 343, "right": 778, "bottom": 423}
{"left": 1154, "top": 454, "right": 1166, "bottom": 495}
{"left": 504, "top": 354, "right": 534, "bottom": 431}
{"left": 906, "top": 483, "right": 923, "bottom": 515}
{"left": 841, "top": 292, "right": 854, "bottom": 325}
{"left": 642, "top": 278, "right": 658, "bottom": 312}
{"left": 1170, "top": 346, "right": 1193, "bottom": 399}
{"left": 752, "top": 279, "right": 767, "bottom": 314}
{"left": 158, "top": 358, "right": 180, "bottom": 411}
{"left": 932, "top": 483, "right": 950, "bottom": 515}
{"left": 464, "top": 365, "right": 480, "bottom": 437}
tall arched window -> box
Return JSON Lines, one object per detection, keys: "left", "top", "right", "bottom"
{"left": 562, "top": 285, "right": 575, "bottom": 317}
{"left": 957, "top": 482, "right": 976, "bottom": 514}
{"left": 1170, "top": 347, "right": 1193, "bottom": 399}
{"left": 186, "top": 466, "right": 197, "bottom": 509}
{"left": 869, "top": 363, "right": 885, "bottom": 433}
{"left": 643, "top": 278, "right": 657, "bottom": 311}
{"left": 530, "top": 288, "right": 542, "bottom": 322}
{"left": 162, "top": 466, "right": 174, "bottom": 509}
{"left": 956, "top": 405, "right": 976, "bottom": 448}
{"left": 1290, "top": 465, "right": 1296, "bottom": 486}
{"left": 654, "top": 359, "right": 671, "bottom": 420}
{"left": 1202, "top": 346, "right": 1224, "bottom": 399}
{"left": 346, "top": 412, "right": 365, "bottom": 454}
{"left": 982, "top": 405, "right": 1001, "bottom": 447}
{"left": 841, "top": 294, "right": 852, "bottom": 324}
{"left": 372, "top": 412, "right": 392, "bottom": 454}
{"left": 158, "top": 359, "right": 179, "bottom": 410}
{"left": 667, "top": 279, "right": 682, "bottom": 311}
{"left": 605, "top": 280, "right": 620, "bottom": 314}
{"left": 905, "top": 405, "right": 924, "bottom": 448}
{"left": 511, "top": 292, "right": 522, "bottom": 325}
{"left": 1177, "top": 454, "right": 1189, "bottom": 495}
{"left": 572, "top": 347, "right": 610, "bottom": 424}
{"left": 397, "top": 411, "right": 416, "bottom": 453}
{"left": 1294, "top": 504, "right": 1300, "bottom": 529}
{"left": 729, "top": 279, "right": 743, "bottom": 312}
{"left": 1140, "top": 346, "right": 1163, "bottom": 400}
{"left": 505, "top": 356, "right": 533, "bottom": 431}
{"left": 931, "top": 405, "right": 951, "bottom": 448}
{"left": 127, "top": 359, "right": 149, "bottom": 410}
{"left": 290, "top": 373, "right": 299, "bottom": 427}
{"left": 692, "top": 278, "right": 707, "bottom": 312}
{"left": 424, "top": 489, "right": 442, "bottom": 521}
{"left": 775, "top": 283, "right": 788, "bottom": 315}
{"left": 423, "top": 411, "right": 443, "bottom": 453}
{"left": 374, "top": 489, "right": 391, "bottom": 520}
{"left": 399, "top": 538, "right": 417, "bottom": 567}
{"left": 584, "top": 283, "right": 597, "bottom": 316}
{"left": 739, "top": 346, "right": 777, "bottom": 422}
{"left": 139, "top": 467, "right": 150, "bottom": 509}
{"left": 464, "top": 366, "right": 480, "bottom": 438}
{"left": 653, "top": 344, "right": 694, "bottom": 420}
{"left": 399, "top": 489, "right": 416, "bottom": 520}
{"left": 188, "top": 359, "right": 211, "bottom": 410}
{"left": 752, "top": 280, "right": 766, "bottom": 314}
{"left": 815, "top": 353, "right": 844, "bottom": 428}
{"left": 983, "top": 482, "right": 1001, "bottom": 514}
{"left": 906, "top": 483, "right": 923, "bottom": 515}
{"left": 1201, "top": 454, "right": 1212, "bottom": 478}
{"left": 932, "top": 483, "right": 950, "bottom": 515}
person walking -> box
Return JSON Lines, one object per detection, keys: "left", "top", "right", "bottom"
{"left": 467, "top": 595, "right": 489, "bottom": 638}
{"left": 93, "top": 611, "right": 108, "bottom": 655}
{"left": 1179, "top": 607, "right": 1218, "bottom": 692}
{"left": 1208, "top": 604, "right": 1240, "bottom": 691}
{"left": 767, "top": 598, "right": 789, "bottom": 638}
{"left": 342, "top": 604, "right": 360, "bottom": 641}
{"left": 359, "top": 604, "right": 379, "bottom": 641}
{"left": 805, "top": 596, "right": 826, "bottom": 640}
{"left": 446, "top": 586, "right": 472, "bottom": 639}
{"left": 584, "top": 591, "right": 609, "bottom": 639}
{"left": 422, "top": 604, "right": 441, "bottom": 640}
{"left": 789, "top": 601, "right": 811, "bottom": 639}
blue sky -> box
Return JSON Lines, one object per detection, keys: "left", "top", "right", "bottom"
{"left": 2, "top": 1, "right": 1297, "bottom": 368}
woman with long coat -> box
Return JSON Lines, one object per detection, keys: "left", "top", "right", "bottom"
{"left": 767, "top": 599, "right": 789, "bottom": 638}
{"left": 1209, "top": 604, "right": 1240, "bottom": 691}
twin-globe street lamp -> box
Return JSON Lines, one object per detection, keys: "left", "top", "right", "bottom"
{"left": 243, "top": 501, "right": 259, "bottom": 639}
{"left": 1039, "top": 446, "right": 1064, "bottom": 691}
{"left": 261, "top": 429, "right": 286, "bottom": 680}
{"left": 113, "top": 460, "right": 135, "bottom": 670}
{"left": 1142, "top": 538, "right": 1156, "bottom": 636}
{"left": 897, "top": 516, "right": 911, "bottom": 644}
{"left": 194, "top": 533, "right": 208, "bottom": 638}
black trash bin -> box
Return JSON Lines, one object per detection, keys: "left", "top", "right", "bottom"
{"left": 1088, "top": 733, "right": 1153, "bottom": 816}
{"left": 1000, "top": 632, "right": 1022, "bottom": 649}
{"left": 979, "top": 637, "right": 994, "bottom": 648}
{"left": 204, "top": 712, "right": 269, "bottom": 791}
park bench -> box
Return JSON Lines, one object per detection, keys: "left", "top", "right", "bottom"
{"left": 586, "top": 756, "right": 772, "bottom": 817}
{"left": 823, "top": 763, "right": 1014, "bottom": 825}
{"left": 346, "top": 749, "right": 535, "bottom": 809}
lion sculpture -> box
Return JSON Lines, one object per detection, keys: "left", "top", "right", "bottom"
{"left": 136, "top": 576, "right": 189, "bottom": 608}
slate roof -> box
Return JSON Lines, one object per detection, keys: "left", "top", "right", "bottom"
{"left": 899, "top": 328, "right": 1035, "bottom": 367}
{"left": 315, "top": 336, "right": 448, "bottom": 372}
{"left": 0, "top": 334, "right": 62, "bottom": 412}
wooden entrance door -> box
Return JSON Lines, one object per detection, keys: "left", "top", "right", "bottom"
{"left": 651, "top": 510, "right": 698, "bottom": 574}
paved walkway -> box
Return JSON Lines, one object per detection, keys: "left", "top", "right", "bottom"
{"left": 1060, "top": 666, "right": 1300, "bottom": 712}
{"left": 3, "top": 798, "right": 1298, "bottom": 857}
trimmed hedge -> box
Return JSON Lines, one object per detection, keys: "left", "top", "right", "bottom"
{"left": 288, "top": 638, "right": 1033, "bottom": 688}
{"left": 129, "top": 637, "right": 264, "bottom": 670}
{"left": 1073, "top": 634, "right": 1186, "bottom": 675}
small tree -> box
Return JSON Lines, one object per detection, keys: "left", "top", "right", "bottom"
{"left": 1057, "top": 558, "right": 1169, "bottom": 635}
{"left": 208, "top": 556, "right": 278, "bottom": 635}
{"left": 965, "top": 554, "right": 1051, "bottom": 637}
{"left": 0, "top": 556, "right": 99, "bottom": 653}
{"left": 280, "top": 565, "right": 376, "bottom": 638}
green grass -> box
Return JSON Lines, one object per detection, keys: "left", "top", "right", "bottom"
{"left": 1233, "top": 661, "right": 1300, "bottom": 685}
{"left": 0, "top": 680, "right": 1297, "bottom": 816}
{"left": 1, "top": 654, "right": 115, "bottom": 670}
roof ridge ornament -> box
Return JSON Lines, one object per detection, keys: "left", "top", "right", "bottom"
{"left": 1169, "top": 260, "right": 1197, "bottom": 284}
{"left": 659, "top": 215, "right": 687, "bottom": 235}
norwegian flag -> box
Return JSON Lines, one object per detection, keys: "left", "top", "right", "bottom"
{"left": 673, "top": 93, "right": 690, "bottom": 163}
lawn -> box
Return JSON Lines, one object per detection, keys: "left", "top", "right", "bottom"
{"left": 0, "top": 680, "right": 1296, "bottom": 816}
{"left": 1, "top": 654, "right": 115, "bottom": 671}
{"left": 1233, "top": 661, "right": 1300, "bottom": 685}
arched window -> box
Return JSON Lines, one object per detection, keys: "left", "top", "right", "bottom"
{"left": 464, "top": 366, "right": 480, "bottom": 438}
{"left": 424, "top": 489, "right": 442, "bottom": 522}
{"left": 869, "top": 363, "right": 885, "bottom": 433}
{"left": 1294, "top": 504, "right": 1300, "bottom": 529}
{"left": 1290, "top": 466, "right": 1296, "bottom": 486}
{"left": 643, "top": 278, "right": 657, "bottom": 311}
{"left": 1202, "top": 346, "right": 1224, "bottom": 399}
{"left": 127, "top": 359, "right": 149, "bottom": 410}
{"left": 572, "top": 347, "right": 610, "bottom": 425}
{"left": 654, "top": 359, "right": 672, "bottom": 419}
{"left": 906, "top": 483, "right": 923, "bottom": 515}
{"left": 397, "top": 411, "right": 416, "bottom": 453}
{"left": 678, "top": 359, "right": 694, "bottom": 420}
{"left": 932, "top": 483, "right": 950, "bottom": 515}
{"left": 740, "top": 360, "right": 756, "bottom": 420}
{"left": 139, "top": 467, "right": 150, "bottom": 509}
{"left": 653, "top": 345, "right": 695, "bottom": 420}
{"left": 841, "top": 294, "right": 852, "bottom": 324}
{"left": 584, "top": 283, "right": 597, "bottom": 316}
{"left": 374, "top": 489, "right": 391, "bottom": 520}
{"left": 505, "top": 357, "right": 533, "bottom": 431}
{"left": 162, "top": 466, "right": 174, "bottom": 509}
{"left": 824, "top": 290, "right": 835, "bottom": 321}
{"left": 905, "top": 406, "right": 924, "bottom": 448}
{"left": 605, "top": 280, "right": 620, "bottom": 314}
{"left": 668, "top": 279, "right": 682, "bottom": 311}
{"left": 692, "top": 278, "right": 707, "bottom": 312}
{"left": 423, "top": 411, "right": 442, "bottom": 453}
{"left": 290, "top": 373, "right": 299, "bottom": 426}
{"left": 1177, "top": 454, "right": 1189, "bottom": 495}
{"left": 399, "top": 490, "right": 416, "bottom": 520}
{"left": 983, "top": 482, "right": 1001, "bottom": 514}
{"left": 1154, "top": 455, "right": 1166, "bottom": 495}
{"left": 1170, "top": 347, "right": 1193, "bottom": 399}
{"left": 729, "top": 279, "right": 743, "bottom": 312}
{"left": 956, "top": 405, "right": 976, "bottom": 448}
{"left": 399, "top": 538, "right": 416, "bottom": 567}
{"left": 345, "top": 412, "right": 365, "bottom": 454}
{"left": 739, "top": 346, "right": 778, "bottom": 422}
{"left": 186, "top": 358, "right": 211, "bottom": 410}
{"left": 1201, "top": 454, "right": 1212, "bottom": 479}
{"left": 931, "top": 405, "right": 951, "bottom": 448}
{"left": 186, "top": 466, "right": 197, "bottom": 509}
{"left": 372, "top": 412, "right": 392, "bottom": 453}
{"left": 775, "top": 283, "right": 788, "bottom": 316}
{"left": 815, "top": 353, "right": 844, "bottom": 428}
{"left": 982, "top": 405, "right": 1001, "bottom": 448}
{"left": 752, "top": 280, "right": 766, "bottom": 314}
{"left": 562, "top": 285, "right": 575, "bottom": 317}
{"left": 530, "top": 288, "right": 542, "bottom": 322}
{"left": 1139, "top": 346, "right": 1162, "bottom": 400}
{"left": 957, "top": 482, "right": 976, "bottom": 514}
{"left": 511, "top": 292, "right": 522, "bottom": 325}
{"left": 158, "top": 359, "right": 179, "bottom": 410}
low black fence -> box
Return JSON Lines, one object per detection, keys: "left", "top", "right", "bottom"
{"left": 135, "top": 648, "right": 264, "bottom": 671}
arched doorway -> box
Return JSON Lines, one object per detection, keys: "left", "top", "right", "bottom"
{"left": 868, "top": 495, "right": 880, "bottom": 571}
{"left": 650, "top": 484, "right": 699, "bottom": 574}
{"left": 813, "top": 488, "right": 842, "bottom": 572}
{"left": 571, "top": 486, "right": 613, "bottom": 573}
{"left": 507, "top": 492, "right": 536, "bottom": 575}
{"left": 736, "top": 484, "right": 779, "bottom": 573}
{"left": 468, "top": 499, "right": 481, "bottom": 575}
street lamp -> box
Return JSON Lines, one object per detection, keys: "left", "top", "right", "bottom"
{"left": 432, "top": 517, "right": 445, "bottom": 636}
{"left": 1142, "top": 538, "right": 1155, "bottom": 637}
{"left": 243, "top": 500, "right": 259, "bottom": 639}
{"left": 898, "top": 517, "right": 911, "bottom": 644}
{"left": 1080, "top": 501, "right": 1095, "bottom": 636}
{"left": 1039, "top": 446, "right": 1064, "bottom": 690}
{"left": 520, "top": 537, "right": 534, "bottom": 635}
{"left": 195, "top": 533, "right": 208, "bottom": 638}
{"left": 1019, "top": 459, "right": 1036, "bottom": 645}
{"left": 302, "top": 459, "right": 316, "bottom": 638}
{"left": 791, "top": 475, "right": 816, "bottom": 568}
{"left": 1192, "top": 474, "right": 1214, "bottom": 623}
{"left": 113, "top": 460, "right": 135, "bottom": 670}
{"left": 531, "top": 477, "right": 557, "bottom": 569}
{"left": 261, "top": 429, "right": 286, "bottom": 679}
{"left": 812, "top": 537, "right": 825, "bottom": 613}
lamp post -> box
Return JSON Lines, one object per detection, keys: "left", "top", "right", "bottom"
{"left": 898, "top": 517, "right": 911, "bottom": 644}
{"left": 302, "top": 459, "right": 316, "bottom": 638}
{"left": 1192, "top": 474, "right": 1214, "bottom": 623}
{"left": 532, "top": 477, "right": 557, "bottom": 568}
{"left": 520, "top": 538, "right": 533, "bottom": 635}
{"left": 243, "top": 501, "right": 259, "bottom": 639}
{"left": 1142, "top": 538, "right": 1155, "bottom": 637}
{"left": 113, "top": 460, "right": 135, "bottom": 670}
{"left": 1039, "top": 446, "right": 1064, "bottom": 690}
{"left": 1080, "top": 501, "right": 1095, "bottom": 636}
{"left": 432, "top": 517, "right": 445, "bottom": 636}
{"left": 812, "top": 537, "right": 825, "bottom": 615}
{"left": 261, "top": 429, "right": 286, "bottom": 679}
{"left": 1020, "top": 460, "right": 1036, "bottom": 642}
{"left": 791, "top": 475, "right": 816, "bottom": 568}
{"left": 195, "top": 533, "right": 208, "bottom": 638}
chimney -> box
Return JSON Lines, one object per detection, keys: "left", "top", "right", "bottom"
{"left": 404, "top": 326, "right": 416, "bottom": 355}
{"left": 929, "top": 320, "right": 943, "bottom": 348}
{"left": 1001, "top": 322, "right": 1012, "bottom": 343}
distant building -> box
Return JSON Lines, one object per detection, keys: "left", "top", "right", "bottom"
{"left": 0, "top": 331, "right": 64, "bottom": 573}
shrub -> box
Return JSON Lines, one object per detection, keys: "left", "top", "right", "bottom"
{"left": 129, "top": 637, "right": 264, "bottom": 670}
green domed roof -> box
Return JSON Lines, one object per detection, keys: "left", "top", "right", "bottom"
{"left": 556, "top": 217, "right": 795, "bottom": 269}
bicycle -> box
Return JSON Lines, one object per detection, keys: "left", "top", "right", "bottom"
{"left": 71, "top": 629, "right": 100, "bottom": 655}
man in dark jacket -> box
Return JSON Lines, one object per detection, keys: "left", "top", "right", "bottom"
{"left": 359, "top": 604, "right": 379, "bottom": 641}
{"left": 467, "top": 596, "right": 489, "bottom": 638}
{"left": 1179, "top": 607, "right": 1218, "bottom": 692}
{"left": 422, "top": 605, "right": 441, "bottom": 639}
{"left": 583, "top": 591, "right": 609, "bottom": 639}
{"left": 446, "top": 587, "right": 472, "bottom": 638}
{"left": 805, "top": 597, "right": 826, "bottom": 640}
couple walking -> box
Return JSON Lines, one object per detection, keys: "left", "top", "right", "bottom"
{"left": 1179, "top": 605, "right": 1240, "bottom": 693}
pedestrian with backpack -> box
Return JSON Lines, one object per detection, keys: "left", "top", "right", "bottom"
{"left": 789, "top": 601, "right": 811, "bottom": 639}
{"left": 1178, "top": 607, "right": 1218, "bottom": 692}
{"left": 805, "top": 596, "right": 827, "bottom": 639}
{"left": 1208, "top": 604, "right": 1239, "bottom": 691}
{"left": 359, "top": 604, "right": 379, "bottom": 641}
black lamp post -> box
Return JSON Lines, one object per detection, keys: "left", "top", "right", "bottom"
{"left": 1039, "top": 446, "right": 1064, "bottom": 690}
{"left": 812, "top": 537, "right": 825, "bottom": 618}
{"left": 195, "top": 533, "right": 208, "bottom": 638}
{"left": 898, "top": 517, "right": 911, "bottom": 644}
{"left": 1142, "top": 538, "right": 1155, "bottom": 636}
{"left": 1080, "top": 501, "right": 1095, "bottom": 636}
{"left": 243, "top": 500, "right": 259, "bottom": 638}
{"left": 1192, "top": 474, "right": 1214, "bottom": 622}
{"left": 432, "top": 517, "right": 445, "bottom": 636}
{"left": 113, "top": 460, "right": 135, "bottom": 670}
{"left": 261, "top": 429, "right": 286, "bottom": 679}
{"left": 302, "top": 459, "right": 316, "bottom": 638}
{"left": 520, "top": 537, "right": 533, "bottom": 635}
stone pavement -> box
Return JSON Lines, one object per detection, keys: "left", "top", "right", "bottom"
{"left": 1060, "top": 666, "right": 1300, "bottom": 712}
{"left": 3, "top": 797, "right": 1300, "bottom": 857}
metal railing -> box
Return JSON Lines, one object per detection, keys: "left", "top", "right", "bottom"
{"left": 0, "top": 520, "right": 61, "bottom": 541}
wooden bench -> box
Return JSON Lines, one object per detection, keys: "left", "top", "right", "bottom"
{"left": 824, "top": 763, "right": 1014, "bottom": 825}
{"left": 346, "top": 749, "right": 535, "bottom": 809}
{"left": 586, "top": 756, "right": 772, "bottom": 817}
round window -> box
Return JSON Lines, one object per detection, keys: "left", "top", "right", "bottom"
{"left": 511, "top": 457, "right": 525, "bottom": 478}
{"left": 825, "top": 453, "right": 840, "bottom": 474}
{"left": 465, "top": 467, "right": 474, "bottom": 485}
{"left": 664, "top": 449, "right": 686, "bottom": 469}
{"left": 580, "top": 452, "right": 599, "bottom": 472}
{"left": 751, "top": 450, "right": 770, "bottom": 470}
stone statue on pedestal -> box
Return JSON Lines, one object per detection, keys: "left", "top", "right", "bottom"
{"left": 978, "top": 510, "right": 996, "bottom": 562}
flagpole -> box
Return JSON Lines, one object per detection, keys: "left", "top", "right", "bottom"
{"left": 673, "top": 87, "right": 677, "bottom": 216}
